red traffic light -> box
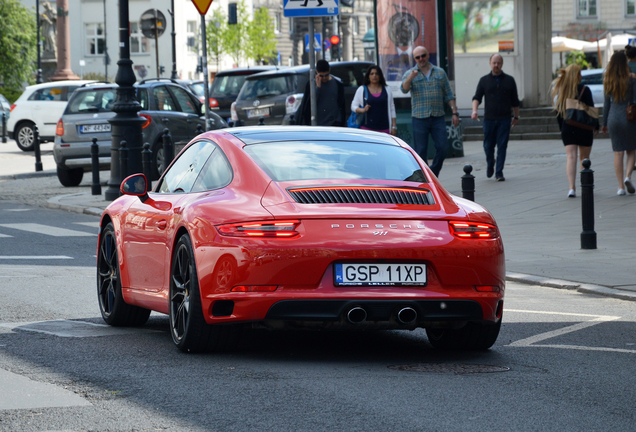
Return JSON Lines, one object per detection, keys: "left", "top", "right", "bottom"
{"left": 330, "top": 35, "right": 340, "bottom": 45}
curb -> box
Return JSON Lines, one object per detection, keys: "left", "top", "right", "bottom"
{"left": 506, "top": 272, "right": 636, "bottom": 302}
{"left": 0, "top": 170, "right": 56, "bottom": 180}
{"left": 46, "top": 193, "right": 108, "bottom": 217}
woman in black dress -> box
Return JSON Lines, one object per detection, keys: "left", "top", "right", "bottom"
{"left": 551, "top": 64, "right": 597, "bottom": 198}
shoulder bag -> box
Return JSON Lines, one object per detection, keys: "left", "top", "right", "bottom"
{"left": 347, "top": 86, "right": 368, "bottom": 128}
{"left": 627, "top": 79, "right": 636, "bottom": 122}
{"left": 564, "top": 86, "right": 599, "bottom": 131}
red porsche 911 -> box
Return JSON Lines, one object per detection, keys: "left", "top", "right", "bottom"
{"left": 97, "top": 126, "right": 505, "bottom": 353}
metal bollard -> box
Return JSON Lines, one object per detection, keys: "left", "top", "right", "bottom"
{"left": 142, "top": 142, "right": 152, "bottom": 188}
{"left": 2, "top": 112, "right": 6, "bottom": 143}
{"left": 91, "top": 137, "right": 101, "bottom": 195}
{"left": 461, "top": 164, "right": 475, "bottom": 202}
{"left": 162, "top": 128, "right": 174, "bottom": 174}
{"left": 196, "top": 124, "right": 204, "bottom": 135}
{"left": 34, "top": 125, "right": 42, "bottom": 172}
{"left": 228, "top": 121, "right": 235, "bottom": 128}
{"left": 258, "top": 117, "right": 265, "bottom": 125}
{"left": 580, "top": 158, "right": 597, "bottom": 249}
{"left": 119, "top": 140, "right": 128, "bottom": 183}
{"left": 289, "top": 114, "right": 295, "bottom": 125}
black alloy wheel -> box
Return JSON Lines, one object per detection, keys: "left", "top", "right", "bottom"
{"left": 97, "top": 223, "right": 150, "bottom": 326}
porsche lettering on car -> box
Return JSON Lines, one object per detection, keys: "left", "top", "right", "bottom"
{"left": 97, "top": 126, "right": 505, "bottom": 353}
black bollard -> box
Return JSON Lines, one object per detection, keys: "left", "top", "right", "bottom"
{"left": 33, "top": 125, "right": 42, "bottom": 172}
{"left": 196, "top": 124, "right": 204, "bottom": 135}
{"left": 119, "top": 140, "right": 128, "bottom": 183}
{"left": 91, "top": 137, "right": 101, "bottom": 195}
{"left": 580, "top": 159, "right": 597, "bottom": 249}
{"left": 2, "top": 112, "right": 6, "bottom": 143}
{"left": 228, "top": 121, "right": 235, "bottom": 128}
{"left": 289, "top": 114, "right": 295, "bottom": 125}
{"left": 142, "top": 142, "right": 153, "bottom": 188}
{"left": 461, "top": 164, "right": 475, "bottom": 202}
{"left": 258, "top": 117, "right": 265, "bottom": 126}
{"left": 162, "top": 128, "right": 174, "bottom": 174}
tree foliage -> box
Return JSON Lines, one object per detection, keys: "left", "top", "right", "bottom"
{"left": 565, "top": 50, "right": 590, "bottom": 70}
{"left": 247, "top": 8, "right": 277, "bottom": 65}
{"left": 223, "top": 0, "right": 249, "bottom": 67}
{"left": 0, "top": 0, "right": 37, "bottom": 90}
{"left": 206, "top": 8, "right": 226, "bottom": 71}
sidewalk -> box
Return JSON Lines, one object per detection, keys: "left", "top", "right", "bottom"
{"left": 2, "top": 135, "right": 635, "bottom": 301}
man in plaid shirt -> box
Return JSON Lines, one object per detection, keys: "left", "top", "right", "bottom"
{"left": 401, "top": 46, "right": 460, "bottom": 177}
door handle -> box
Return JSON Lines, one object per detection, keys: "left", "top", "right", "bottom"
{"left": 161, "top": 118, "right": 170, "bottom": 124}
{"left": 156, "top": 220, "right": 167, "bottom": 230}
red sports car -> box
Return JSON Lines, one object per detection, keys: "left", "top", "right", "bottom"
{"left": 97, "top": 126, "right": 505, "bottom": 352}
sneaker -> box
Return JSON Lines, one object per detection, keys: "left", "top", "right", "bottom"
{"left": 625, "top": 178, "right": 635, "bottom": 194}
{"left": 568, "top": 189, "right": 576, "bottom": 198}
{"left": 496, "top": 176, "right": 505, "bottom": 182}
{"left": 486, "top": 165, "right": 494, "bottom": 178}
{"left": 617, "top": 188, "right": 626, "bottom": 196}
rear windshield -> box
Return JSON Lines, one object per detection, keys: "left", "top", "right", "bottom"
{"left": 581, "top": 72, "right": 603, "bottom": 86}
{"left": 211, "top": 74, "right": 250, "bottom": 97}
{"left": 66, "top": 88, "right": 117, "bottom": 114}
{"left": 239, "top": 75, "right": 297, "bottom": 100}
{"left": 188, "top": 82, "right": 205, "bottom": 97}
{"left": 244, "top": 141, "right": 426, "bottom": 183}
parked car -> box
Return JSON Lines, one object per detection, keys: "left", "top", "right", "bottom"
{"left": 209, "top": 66, "right": 278, "bottom": 122}
{"left": 175, "top": 79, "right": 206, "bottom": 104}
{"left": 53, "top": 80, "right": 227, "bottom": 186}
{"left": 231, "top": 61, "right": 373, "bottom": 127}
{"left": 580, "top": 68, "right": 604, "bottom": 108}
{"left": 97, "top": 126, "right": 505, "bottom": 353}
{"left": 0, "top": 94, "right": 10, "bottom": 137}
{"left": 7, "top": 80, "right": 96, "bottom": 151}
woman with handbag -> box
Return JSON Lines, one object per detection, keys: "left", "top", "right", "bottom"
{"left": 551, "top": 64, "right": 597, "bottom": 198}
{"left": 351, "top": 66, "right": 397, "bottom": 135}
{"left": 601, "top": 51, "right": 636, "bottom": 196}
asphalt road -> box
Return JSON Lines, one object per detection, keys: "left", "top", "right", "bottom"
{"left": 1, "top": 202, "right": 636, "bottom": 431}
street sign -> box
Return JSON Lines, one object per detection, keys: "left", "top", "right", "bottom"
{"left": 140, "top": 9, "right": 166, "bottom": 39}
{"left": 304, "top": 34, "right": 321, "bottom": 52}
{"left": 191, "top": 0, "right": 215, "bottom": 15}
{"left": 283, "top": 0, "right": 338, "bottom": 17}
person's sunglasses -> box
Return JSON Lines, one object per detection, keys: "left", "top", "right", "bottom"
{"left": 414, "top": 54, "right": 428, "bottom": 60}
{"left": 317, "top": 73, "right": 330, "bottom": 78}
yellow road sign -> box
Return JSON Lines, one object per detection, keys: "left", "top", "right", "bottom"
{"left": 191, "top": 0, "right": 214, "bottom": 15}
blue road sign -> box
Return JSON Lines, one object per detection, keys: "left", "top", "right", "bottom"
{"left": 305, "top": 34, "right": 322, "bottom": 52}
{"left": 283, "top": 0, "right": 338, "bottom": 17}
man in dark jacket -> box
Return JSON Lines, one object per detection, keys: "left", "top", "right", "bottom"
{"left": 471, "top": 54, "right": 520, "bottom": 181}
{"left": 296, "top": 59, "right": 346, "bottom": 126}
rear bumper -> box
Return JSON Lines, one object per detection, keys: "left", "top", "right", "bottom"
{"left": 54, "top": 139, "right": 112, "bottom": 170}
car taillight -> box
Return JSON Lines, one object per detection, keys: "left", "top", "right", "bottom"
{"left": 285, "top": 93, "right": 303, "bottom": 114}
{"left": 55, "top": 119, "right": 64, "bottom": 136}
{"left": 230, "top": 102, "right": 238, "bottom": 121}
{"left": 10, "top": 104, "right": 16, "bottom": 112}
{"left": 449, "top": 221, "right": 499, "bottom": 239}
{"left": 209, "top": 98, "right": 219, "bottom": 108}
{"left": 140, "top": 114, "right": 151, "bottom": 129}
{"left": 217, "top": 220, "right": 300, "bottom": 238}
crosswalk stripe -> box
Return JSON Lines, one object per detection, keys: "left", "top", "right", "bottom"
{"left": 0, "top": 223, "right": 97, "bottom": 237}
{"left": 0, "top": 233, "right": 12, "bottom": 238}
{"left": 0, "top": 256, "right": 73, "bottom": 260}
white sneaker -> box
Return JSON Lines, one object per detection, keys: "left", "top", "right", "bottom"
{"left": 617, "top": 188, "right": 626, "bottom": 196}
{"left": 568, "top": 189, "right": 576, "bottom": 198}
{"left": 625, "top": 178, "right": 635, "bottom": 194}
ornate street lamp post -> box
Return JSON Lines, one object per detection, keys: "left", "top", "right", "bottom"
{"left": 104, "top": 0, "right": 145, "bottom": 200}
{"left": 170, "top": 0, "right": 178, "bottom": 79}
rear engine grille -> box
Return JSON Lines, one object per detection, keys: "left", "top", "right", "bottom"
{"left": 288, "top": 187, "right": 435, "bottom": 205}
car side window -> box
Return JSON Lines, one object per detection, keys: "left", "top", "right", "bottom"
{"left": 169, "top": 86, "right": 198, "bottom": 114}
{"left": 331, "top": 66, "right": 358, "bottom": 87}
{"left": 64, "top": 86, "right": 80, "bottom": 101}
{"left": 38, "top": 87, "right": 66, "bottom": 101}
{"left": 191, "top": 146, "right": 233, "bottom": 192}
{"left": 137, "top": 88, "right": 148, "bottom": 110}
{"left": 153, "top": 86, "right": 176, "bottom": 111}
{"left": 157, "top": 141, "right": 215, "bottom": 193}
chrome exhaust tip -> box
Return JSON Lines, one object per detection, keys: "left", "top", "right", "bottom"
{"left": 396, "top": 307, "right": 417, "bottom": 324}
{"left": 347, "top": 307, "right": 367, "bottom": 324}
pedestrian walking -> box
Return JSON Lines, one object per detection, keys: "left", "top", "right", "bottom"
{"left": 296, "top": 59, "right": 346, "bottom": 126}
{"left": 551, "top": 64, "right": 598, "bottom": 198}
{"left": 351, "top": 66, "right": 397, "bottom": 135}
{"left": 471, "top": 54, "right": 520, "bottom": 182}
{"left": 626, "top": 45, "right": 636, "bottom": 75}
{"left": 400, "top": 46, "right": 459, "bottom": 177}
{"left": 601, "top": 51, "right": 636, "bottom": 195}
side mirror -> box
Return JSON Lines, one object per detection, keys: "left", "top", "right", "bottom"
{"left": 120, "top": 173, "right": 149, "bottom": 202}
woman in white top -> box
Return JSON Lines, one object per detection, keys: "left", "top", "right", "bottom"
{"left": 351, "top": 66, "right": 397, "bottom": 135}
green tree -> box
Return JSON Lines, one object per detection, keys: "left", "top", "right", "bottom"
{"left": 224, "top": 0, "right": 249, "bottom": 66}
{"left": 247, "top": 8, "right": 277, "bottom": 65}
{"left": 565, "top": 50, "right": 590, "bottom": 70}
{"left": 0, "top": 0, "right": 37, "bottom": 91}
{"left": 206, "top": 8, "right": 226, "bottom": 72}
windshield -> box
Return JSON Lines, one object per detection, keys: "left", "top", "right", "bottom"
{"left": 66, "top": 88, "right": 117, "bottom": 113}
{"left": 211, "top": 75, "right": 250, "bottom": 97}
{"left": 188, "top": 82, "right": 205, "bottom": 97}
{"left": 239, "top": 75, "right": 297, "bottom": 100}
{"left": 244, "top": 141, "right": 426, "bottom": 183}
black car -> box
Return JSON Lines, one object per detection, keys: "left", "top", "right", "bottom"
{"left": 53, "top": 80, "right": 227, "bottom": 186}
{"left": 175, "top": 79, "right": 206, "bottom": 105}
{"left": 209, "top": 66, "right": 278, "bottom": 121}
{"left": 231, "top": 61, "right": 373, "bottom": 127}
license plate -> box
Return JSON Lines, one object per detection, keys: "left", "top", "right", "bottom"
{"left": 80, "top": 124, "right": 111, "bottom": 133}
{"left": 334, "top": 263, "right": 426, "bottom": 286}
{"left": 247, "top": 107, "right": 269, "bottom": 118}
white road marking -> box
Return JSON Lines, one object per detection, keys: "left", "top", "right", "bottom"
{"left": 3, "top": 209, "right": 33, "bottom": 212}
{"left": 0, "top": 233, "right": 11, "bottom": 238}
{"left": 506, "top": 309, "right": 628, "bottom": 353}
{"left": 74, "top": 221, "right": 100, "bottom": 228}
{"left": 0, "top": 256, "right": 73, "bottom": 260}
{"left": 0, "top": 223, "right": 96, "bottom": 237}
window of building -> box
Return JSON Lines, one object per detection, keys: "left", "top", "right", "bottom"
{"left": 274, "top": 13, "right": 281, "bottom": 33}
{"left": 288, "top": 17, "right": 294, "bottom": 34}
{"left": 86, "top": 23, "right": 105, "bottom": 55}
{"left": 187, "top": 21, "right": 198, "bottom": 53}
{"left": 352, "top": 17, "right": 359, "bottom": 35}
{"left": 627, "top": 0, "right": 635, "bottom": 16}
{"left": 366, "top": 16, "right": 373, "bottom": 32}
{"left": 452, "top": 1, "right": 515, "bottom": 54}
{"left": 578, "top": 0, "right": 597, "bottom": 17}
{"left": 130, "top": 22, "right": 149, "bottom": 54}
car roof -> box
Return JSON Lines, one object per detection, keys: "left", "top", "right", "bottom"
{"left": 581, "top": 68, "right": 604, "bottom": 75}
{"left": 25, "top": 80, "right": 97, "bottom": 90}
{"left": 245, "top": 61, "right": 375, "bottom": 80}
{"left": 226, "top": 126, "right": 401, "bottom": 146}
{"left": 215, "top": 66, "right": 279, "bottom": 77}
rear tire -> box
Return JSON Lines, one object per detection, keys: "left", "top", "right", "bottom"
{"left": 426, "top": 319, "right": 502, "bottom": 350}
{"left": 16, "top": 122, "right": 35, "bottom": 151}
{"left": 97, "top": 223, "right": 151, "bottom": 326}
{"left": 56, "top": 165, "right": 84, "bottom": 187}
{"left": 151, "top": 140, "right": 164, "bottom": 181}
